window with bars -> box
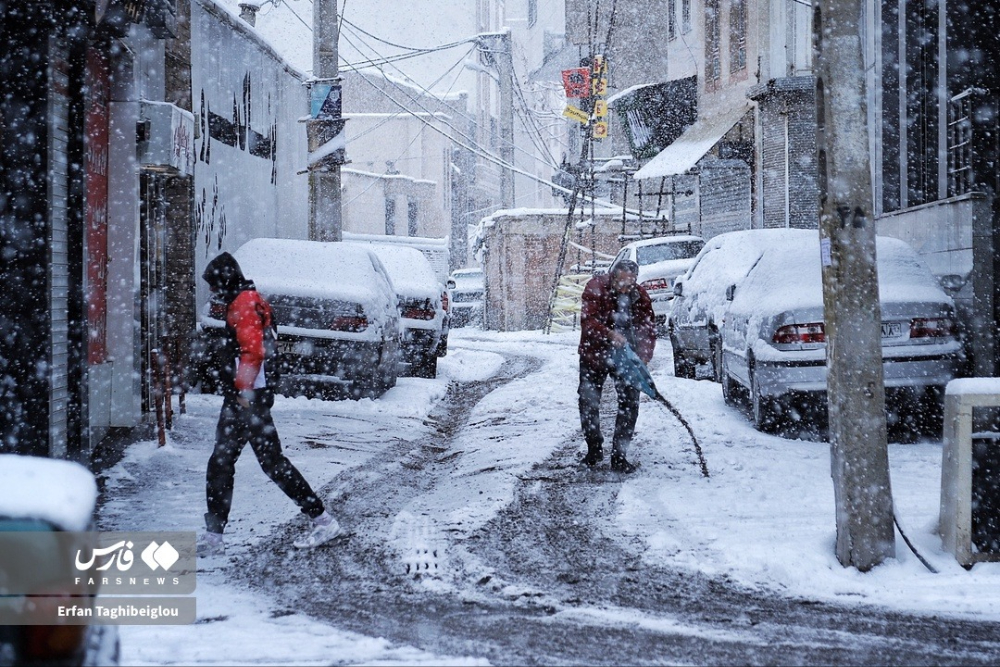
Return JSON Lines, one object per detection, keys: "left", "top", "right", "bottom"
{"left": 385, "top": 197, "right": 396, "bottom": 235}
{"left": 948, "top": 90, "right": 975, "bottom": 197}
{"left": 669, "top": 0, "right": 677, "bottom": 40}
{"left": 705, "top": 0, "right": 721, "bottom": 90}
{"left": 730, "top": 0, "right": 747, "bottom": 76}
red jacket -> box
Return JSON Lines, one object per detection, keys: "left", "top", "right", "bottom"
{"left": 578, "top": 273, "right": 656, "bottom": 368}
{"left": 226, "top": 289, "right": 274, "bottom": 392}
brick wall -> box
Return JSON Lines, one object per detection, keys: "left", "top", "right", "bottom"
{"left": 481, "top": 210, "right": 641, "bottom": 331}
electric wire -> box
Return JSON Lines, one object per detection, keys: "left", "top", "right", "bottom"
{"left": 338, "top": 22, "right": 560, "bottom": 174}
{"left": 343, "top": 45, "right": 477, "bottom": 207}
{"left": 347, "top": 44, "right": 476, "bottom": 144}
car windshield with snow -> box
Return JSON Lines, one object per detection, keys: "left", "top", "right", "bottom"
{"left": 447, "top": 267, "right": 484, "bottom": 327}
{"left": 357, "top": 244, "right": 448, "bottom": 379}
{"left": 234, "top": 239, "right": 401, "bottom": 399}
{"left": 669, "top": 229, "right": 801, "bottom": 381}
{"left": 719, "top": 233, "right": 964, "bottom": 433}
{"left": 609, "top": 235, "right": 705, "bottom": 334}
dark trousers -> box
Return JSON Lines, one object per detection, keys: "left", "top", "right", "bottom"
{"left": 205, "top": 393, "right": 324, "bottom": 533}
{"left": 578, "top": 358, "right": 640, "bottom": 458}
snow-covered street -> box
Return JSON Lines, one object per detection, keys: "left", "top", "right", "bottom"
{"left": 97, "top": 328, "right": 1000, "bottom": 665}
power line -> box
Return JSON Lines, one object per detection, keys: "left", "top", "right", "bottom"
{"left": 347, "top": 44, "right": 476, "bottom": 144}
{"left": 340, "top": 17, "right": 477, "bottom": 53}
{"left": 344, "top": 45, "right": 476, "bottom": 207}
{"left": 339, "top": 22, "right": 561, "bottom": 175}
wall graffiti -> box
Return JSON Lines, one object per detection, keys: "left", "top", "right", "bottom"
{"left": 199, "top": 72, "right": 278, "bottom": 184}
{"left": 197, "top": 176, "right": 228, "bottom": 257}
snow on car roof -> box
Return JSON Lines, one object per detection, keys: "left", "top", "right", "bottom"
{"left": 356, "top": 244, "right": 440, "bottom": 299}
{"left": 234, "top": 238, "right": 389, "bottom": 304}
{"left": 732, "top": 234, "right": 950, "bottom": 315}
{"left": 0, "top": 454, "right": 97, "bottom": 531}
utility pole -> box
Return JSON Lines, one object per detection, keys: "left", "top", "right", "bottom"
{"left": 307, "top": 0, "right": 346, "bottom": 241}
{"left": 480, "top": 30, "right": 515, "bottom": 209}
{"left": 815, "top": 0, "right": 895, "bottom": 570}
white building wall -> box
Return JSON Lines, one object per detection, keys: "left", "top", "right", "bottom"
{"left": 190, "top": 0, "right": 310, "bottom": 311}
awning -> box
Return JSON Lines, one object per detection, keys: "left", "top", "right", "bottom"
{"left": 633, "top": 103, "right": 752, "bottom": 180}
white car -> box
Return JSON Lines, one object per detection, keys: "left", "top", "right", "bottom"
{"left": 447, "top": 267, "right": 484, "bottom": 327}
{"left": 719, "top": 232, "right": 964, "bottom": 433}
{"left": 609, "top": 235, "right": 705, "bottom": 333}
{"left": 360, "top": 244, "right": 449, "bottom": 379}
{"left": 669, "top": 229, "right": 798, "bottom": 380}
{"left": 234, "top": 239, "right": 401, "bottom": 399}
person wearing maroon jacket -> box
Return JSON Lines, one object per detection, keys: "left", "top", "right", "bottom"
{"left": 198, "top": 252, "right": 340, "bottom": 556}
{"left": 578, "top": 260, "right": 656, "bottom": 473}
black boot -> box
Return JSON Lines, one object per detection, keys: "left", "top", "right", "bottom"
{"left": 610, "top": 453, "right": 638, "bottom": 474}
{"left": 582, "top": 443, "right": 604, "bottom": 467}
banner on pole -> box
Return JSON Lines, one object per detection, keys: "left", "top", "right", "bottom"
{"left": 561, "top": 68, "right": 591, "bottom": 98}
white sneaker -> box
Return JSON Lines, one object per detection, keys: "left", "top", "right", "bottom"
{"left": 294, "top": 512, "right": 342, "bottom": 549}
{"left": 197, "top": 531, "right": 225, "bottom": 557}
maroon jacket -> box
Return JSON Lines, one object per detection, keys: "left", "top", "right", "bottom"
{"left": 578, "top": 273, "right": 656, "bottom": 369}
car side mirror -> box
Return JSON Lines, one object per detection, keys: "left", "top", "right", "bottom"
{"left": 939, "top": 273, "right": 967, "bottom": 297}
{"left": 673, "top": 282, "right": 683, "bottom": 297}
{"left": 446, "top": 279, "right": 456, "bottom": 289}
{"left": 725, "top": 284, "right": 736, "bottom": 301}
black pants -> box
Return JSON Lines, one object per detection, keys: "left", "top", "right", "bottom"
{"left": 578, "top": 358, "right": 640, "bottom": 458}
{"left": 205, "top": 392, "right": 324, "bottom": 534}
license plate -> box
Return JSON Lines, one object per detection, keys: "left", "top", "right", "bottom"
{"left": 881, "top": 321, "right": 902, "bottom": 339}
{"left": 279, "top": 340, "right": 314, "bottom": 355}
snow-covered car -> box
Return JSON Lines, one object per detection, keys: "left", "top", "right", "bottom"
{"left": 608, "top": 235, "right": 705, "bottom": 333}
{"left": 720, "top": 234, "right": 964, "bottom": 432}
{"left": 0, "top": 454, "right": 120, "bottom": 666}
{"left": 669, "top": 229, "right": 801, "bottom": 380}
{"left": 233, "top": 239, "right": 401, "bottom": 399}
{"left": 446, "top": 267, "right": 484, "bottom": 327}
{"left": 358, "top": 243, "right": 449, "bottom": 379}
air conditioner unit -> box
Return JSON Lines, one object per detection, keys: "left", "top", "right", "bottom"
{"left": 138, "top": 101, "right": 195, "bottom": 176}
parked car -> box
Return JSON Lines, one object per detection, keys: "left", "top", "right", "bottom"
{"left": 447, "top": 267, "right": 484, "bottom": 327}
{"left": 608, "top": 235, "right": 705, "bottom": 333}
{"left": 358, "top": 243, "right": 449, "bottom": 379}
{"left": 669, "top": 229, "right": 802, "bottom": 380}
{"left": 0, "top": 454, "right": 120, "bottom": 666}
{"left": 719, "top": 234, "right": 964, "bottom": 432}
{"left": 230, "top": 239, "right": 401, "bottom": 399}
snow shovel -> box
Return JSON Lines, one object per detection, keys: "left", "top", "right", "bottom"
{"left": 611, "top": 344, "right": 710, "bottom": 478}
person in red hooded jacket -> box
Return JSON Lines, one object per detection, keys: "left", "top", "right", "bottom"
{"left": 578, "top": 259, "right": 656, "bottom": 473}
{"left": 198, "top": 252, "right": 340, "bottom": 556}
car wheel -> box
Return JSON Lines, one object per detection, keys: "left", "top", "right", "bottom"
{"left": 721, "top": 359, "right": 738, "bottom": 407}
{"left": 709, "top": 329, "right": 723, "bottom": 384}
{"left": 413, "top": 351, "right": 438, "bottom": 379}
{"left": 750, "top": 364, "right": 780, "bottom": 433}
{"left": 670, "top": 331, "right": 695, "bottom": 379}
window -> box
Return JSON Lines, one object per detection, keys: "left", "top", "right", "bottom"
{"left": 948, "top": 91, "right": 974, "bottom": 197}
{"left": 705, "top": 0, "right": 721, "bottom": 90}
{"left": 668, "top": 0, "right": 677, "bottom": 40}
{"left": 682, "top": 0, "right": 692, "bottom": 34}
{"left": 385, "top": 197, "right": 396, "bottom": 235}
{"left": 407, "top": 198, "right": 419, "bottom": 237}
{"left": 730, "top": 0, "right": 747, "bottom": 75}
